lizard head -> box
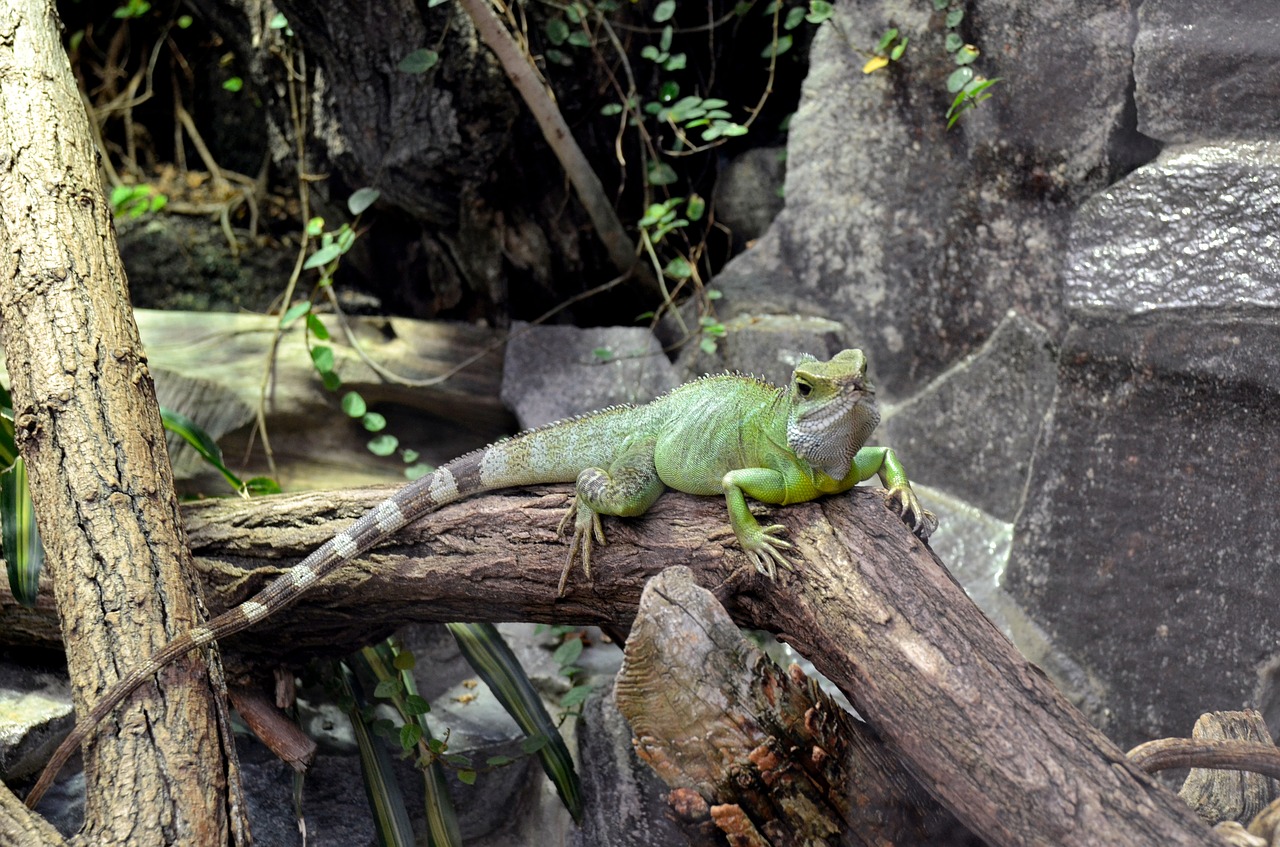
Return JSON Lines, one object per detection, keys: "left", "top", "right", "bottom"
{"left": 786, "top": 349, "right": 881, "bottom": 480}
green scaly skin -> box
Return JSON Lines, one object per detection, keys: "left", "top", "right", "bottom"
{"left": 555, "top": 347, "right": 935, "bottom": 585}
{"left": 25, "top": 348, "right": 934, "bottom": 808}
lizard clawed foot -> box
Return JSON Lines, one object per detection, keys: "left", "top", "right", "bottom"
{"left": 556, "top": 499, "right": 606, "bottom": 595}
{"left": 883, "top": 485, "right": 938, "bottom": 541}
{"left": 741, "top": 523, "right": 795, "bottom": 581}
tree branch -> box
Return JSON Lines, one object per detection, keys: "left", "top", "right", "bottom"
{"left": 1, "top": 486, "right": 1227, "bottom": 844}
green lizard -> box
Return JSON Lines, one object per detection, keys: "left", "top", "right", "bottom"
{"left": 26, "top": 348, "right": 934, "bottom": 807}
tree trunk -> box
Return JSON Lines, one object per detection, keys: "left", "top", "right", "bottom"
{"left": 0, "top": 486, "right": 1229, "bottom": 845}
{"left": 0, "top": 1, "right": 245, "bottom": 843}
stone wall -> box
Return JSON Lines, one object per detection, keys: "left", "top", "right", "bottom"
{"left": 712, "top": 0, "right": 1280, "bottom": 750}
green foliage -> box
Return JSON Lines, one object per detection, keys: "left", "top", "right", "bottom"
{"left": 861, "top": 1, "right": 1002, "bottom": 128}
{"left": 113, "top": 0, "right": 151, "bottom": 19}
{"left": 109, "top": 184, "right": 167, "bottom": 219}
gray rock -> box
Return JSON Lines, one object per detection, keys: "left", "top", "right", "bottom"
{"left": 501, "top": 324, "right": 680, "bottom": 429}
{"left": 712, "top": 147, "right": 787, "bottom": 247}
{"left": 714, "top": 0, "right": 1151, "bottom": 393}
{"left": 880, "top": 312, "right": 1058, "bottom": 521}
{"left": 1135, "top": 0, "right": 1280, "bottom": 143}
{"left": 1066, "top": 141, "right": 1280, "bottom": 314}
{"left": 1004, "top": 311, "right": 1280, "bottom": 749}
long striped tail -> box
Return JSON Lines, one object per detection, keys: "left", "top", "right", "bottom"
{"left": 24, "top": 469, "right": 453, "bottom": 809}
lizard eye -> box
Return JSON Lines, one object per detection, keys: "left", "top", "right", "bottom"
{"left": 796, "top": 380, "right": 812, "bottom": 397}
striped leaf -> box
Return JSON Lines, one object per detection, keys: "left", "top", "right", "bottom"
{"left": 1, "top": 457, "right": 44, "bottom": 607}
{"left": 338, "top": 663, "right": 418, "bottom": 847}
{"left": 358, "top": 643, "right": 463, "bottom": 847}
{"left": 447, "top": 622, "right": 583, "bottom": 822}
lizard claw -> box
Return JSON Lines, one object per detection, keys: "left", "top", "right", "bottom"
{"left": 883, "top": 485, "right": 938, "bottom": 540}
{"left": 557, "top": 499, "right": 605, "bottom": 595}
{"left": 742, "top": 523, "right": 796, "bottom": 581}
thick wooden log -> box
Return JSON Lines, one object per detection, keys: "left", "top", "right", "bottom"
{"left": 0, "top": 486, "right": 1225, "bottom": 845}
{"left": 615, "top": 566, "right": 976, "bottom": 846}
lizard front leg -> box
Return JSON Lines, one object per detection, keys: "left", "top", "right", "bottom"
{"left": 851, "top": 446, "right": 938, "bottom": 539}
{"left": 556, "top": 441, "right": 664, "bottom": 595}
{"left": 721, "top": 468, "right": 794, "bottom": 580}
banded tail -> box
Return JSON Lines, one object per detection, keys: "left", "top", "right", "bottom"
{"left": 25, "top": 444, "right": 521, "bottom": 808}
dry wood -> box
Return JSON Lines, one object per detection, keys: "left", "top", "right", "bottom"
{"left": 225, "top": 687, "right": 316, "bottom": 774}
{"left": 615, "top": 566, "right": 976, "bottom": 846}
{"left": 1127, "top": 710, "right": 1280, "bottom": 825}
{"left": 0, "top": 0, "right": 244, "bottom": 843}
{"left": 0, "top": 485, "right": 1226, "bottom": 845}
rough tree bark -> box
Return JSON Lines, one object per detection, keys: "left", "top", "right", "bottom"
{"left": 0, "top": 486, "right": 1231, "bottom": 845}
{"left": 0, "top": 1, "right": 246, "bottom": 843}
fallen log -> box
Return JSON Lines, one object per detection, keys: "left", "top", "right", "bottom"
{"left": 0, "top": 486, "right": 1224, "bottom": 845}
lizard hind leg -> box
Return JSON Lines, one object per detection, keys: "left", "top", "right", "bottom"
{"left": 556, "top": 444, "right": 664, "bottom": 595}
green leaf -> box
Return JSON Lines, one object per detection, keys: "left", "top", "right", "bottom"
{"left": 341, "top": 392, "right": 367, "bottom": 417}
{"left": 805, "top": 0, "right": 833, "bottom": 23}
{"left": 640, "top": 44, "right": 661, "bottom": 62}
{"left": 664, "top": 52, "right": 687, "bottom": 71}
{"left": 890, "top": 38, "right": 908, "bottom": 61}
{"left": 306, "top": 312, "right": 330, "bottom": 341}
{"left": 1, "top": 458, "right": 43, "bottom": 607}
{"left": 600, "top": 102, "right": 624, "bottom": 116}
{"left": 400, "top": 722, "right": 424, "bottom": 750}
{"left": 368, "top": 434, "right": 399, "bottom": 456}
{"left": 592, "top": 347, "right": 614, "bottom": 362}
{"left": 545, "top": 17, "right": 570, "bottom": 45}
{"left": 222, "top": 77, "right": 243, "bottom": 93}
{"left": 304, "top": 243, "right": 342, "bottom": 270}
{"left": 784, "top": 6, "right": 805, "bottom": 29}
{"left": 560, "top": 684, "right": 593, "bottom": 709}
{"left": 447, "top": 623, "right": 583, "bottom": 821}
{"left": 875, "top": 28, "right": 898, "bottom": 53}
{"left": 487, "top": 755, "right": 515, "bottom": 767}
{"left": 362, "top": 412, "right": 387, "bottom": 432}
{"left": 663, "top": 257, "right": 693, "bottom": 279}
{"left": 268, "top": 12, "right": 288, "bottom": 29}
{"left": 954, "top": 44, "right": 979, "bottom": 65}
{"left": 520, "top": 734, "right": 549, "bottom": 755}
{"left": 945, "top": 32, "right": 964, "bottom": 52}
{"left": 659, "top": 24, "right": 674, "bottom": 52}
{"left": 699, "top": 336, "right": 718, "bottom": 354}
{"left": 658, "top": 80, "right": 680, "bottom": 103}
{"left": 763, "top": 34, "right": 793, "bottom": 58}
{"left": 932, "top": 0, "right": 948, "bottom": 8}
{"left": 243, "top": 476, "right": 282, "bottom": 495}
{"left": 160, "top": 407, "right": 245, "bottom": 493}
{"left": 178, "top": 14, "right": 194, "bottom": 28}
{"left": 321, "top": 371, "right": 342, "bottom": 392}
{"left": 646, "top": 162, "right": 678, "bottom": 187}
{"left": 567, "top": 31, "right": 592, "bottom": 47}
{"left": 398, "top": 48, "right": 439, "bottom": 74}
{"left": 457, "top": 770, "right": 477, "bottom": 786}
{"left": 404, "top": 694, "right": 431, "bottom": 715}
{"left": 653, "top": 0, "right": 676, "bottom": 22}
{"left": 945, "top": 7, "right": 963, "bottom": 27}
{"left": 306, "top": 216, "right": 325, "bottom": 236}
{"left": 552, "top": 637, "right": 584, "bottom": 666}
{"left": 405, "top": 463, "right": 432, "bottom": 481}
{"left": 375, "top": 678, "right": 402, "bottom": 698}
{"left": 310, "top": 345, "right": 335, "bottom": 373}
{"left": 280, "top": 299, "right": 312, "bottom": 327}
{"left": 946, "top": 66, "right": 975, "bottom": 93}
{"left": 348, "top": 187, "right": 380, "bottom": 215}
{"left": 686, "top": 194, "right": 705, "bottom": 221}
